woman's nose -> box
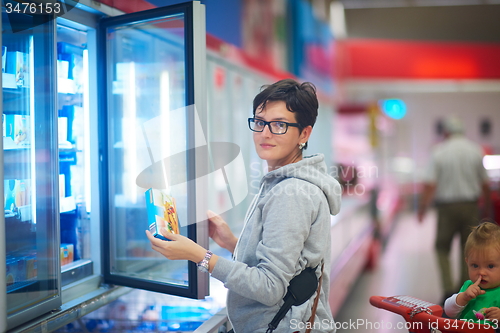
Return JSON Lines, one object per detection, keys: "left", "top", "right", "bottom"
{"left": 261, "top": 124, "right": 273, "bottom": 137}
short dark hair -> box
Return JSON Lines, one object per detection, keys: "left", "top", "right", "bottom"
{"left": 253, "top": 79, "right": 318, "bottom": 149}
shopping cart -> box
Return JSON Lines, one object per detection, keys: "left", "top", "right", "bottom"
{"left": 370, "top": 295, "right": 498, "bottom": 333}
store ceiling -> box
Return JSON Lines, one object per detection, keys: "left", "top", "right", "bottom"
{"left": 338, "top": 1, "right": 500, "bottom": 42}
{"left": 337, "top": 0, "right": 500, "bottom": 9}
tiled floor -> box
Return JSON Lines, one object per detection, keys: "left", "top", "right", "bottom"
{"left": 335, "top": 209, "right": 462, "bottom": 333}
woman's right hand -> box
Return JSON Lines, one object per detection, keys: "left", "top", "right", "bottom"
{"left": 207, "top": 210, "right": 238, "bottom": 254}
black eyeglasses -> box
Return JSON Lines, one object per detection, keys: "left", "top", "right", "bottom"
{"left": 248, "top": 118, "right": 301, "bottom": 135}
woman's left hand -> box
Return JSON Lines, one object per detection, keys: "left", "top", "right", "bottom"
{"left": 145, "top": 229, "right": 206, "bottom": 263}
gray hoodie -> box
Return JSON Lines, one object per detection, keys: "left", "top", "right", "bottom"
{"left": 211, "top": 154, "right": 342, "bottom": 333}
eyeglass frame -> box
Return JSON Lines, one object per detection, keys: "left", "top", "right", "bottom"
{"left": 248, "top": 117, "right": 302, "bottom": 135}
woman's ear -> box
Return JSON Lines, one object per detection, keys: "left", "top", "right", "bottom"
{"left": 300, "top": 125, "right": 313, "bottom": 144}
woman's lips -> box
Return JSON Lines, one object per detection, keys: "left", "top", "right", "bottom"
{"left": 260, "top": 143, "right": 275, "bottom": 148}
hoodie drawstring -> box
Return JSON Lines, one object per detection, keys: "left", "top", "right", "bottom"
{"left": 233, "top": 182, "right": 265, "bottom": 261}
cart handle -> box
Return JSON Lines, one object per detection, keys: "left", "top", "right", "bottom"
{"left": 370, "top": 295, "right": 496, "bottom": 333}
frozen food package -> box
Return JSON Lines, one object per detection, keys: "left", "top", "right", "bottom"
{"left": 145, "top": 188, "right": 180, "bottom": 241}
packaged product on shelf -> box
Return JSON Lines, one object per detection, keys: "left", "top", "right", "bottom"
{"left": 57, "top": 41, "right": 85, "bottom": 56}
{"left": 59, "top": 174, "right": 66, "bottom": 198}
{"left": 60, "top": 243, "right": 74, "bottom": 266}
{"left": 73, "top": 106, "right": 84, "bottom": 148}
{"left": 25, "top": 254, "right": 37, "bottom": 280}
{"left": 3, "top": 114, "right": 14, "bottom": 138}
{"left": 15, "top": 179, "right": 32, "bottom": 221}
{"left": 2, "top": 46, "right": 6, "bottom": 73}
{"left": 6, "top": 258, "right": 17, "bottom": 288}
{"left": 4, "top": 115, "right": 30, "bottom": 145}
{"left": 14, "top": 179, "right": 30, "bottom": 207}
{"left": 13, "top": 114, "right": 30, "bottom": 145}
{"left": 17, "top": 257, "right": 26, "bottom": 283}
{"left": 60, "top": 195, "right": 76, "bottom": 213}
{"left": 69, "top": 53, "right": 84, "bottom": 92}
{"left": 59, "top": 105, "right": 74, "bottom": 143}
{"left": 57, "top": 42, "right": 85, "bottom": 94}
{"left": 2, "top": 73, "right": 17, "bottom": 89}
{"left": 6, "top": 257, "right": 27, "bottom": 290}
{"left": 145, "top": 188, "right": 180, "bottom": 241}
{"left": 4, "top": 179, "right": 16, "bottom": 215}
{"left": 59, "top": 53, "right": 84, "bottom": 80}
{"left": 6, "top": 51, "right": 29, "bottom": 87}
{"left": 57, "top": 59, "right": 69, "bottom": 79}
{"left": 58, "top": 116, "right": 68, "bottom": 142}
{"left": 3, "top": 114, "right": 22, "bottom": 149}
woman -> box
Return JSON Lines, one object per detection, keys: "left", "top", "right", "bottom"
{"left": 146, "top": 79, "right": 341, "bottom": 332}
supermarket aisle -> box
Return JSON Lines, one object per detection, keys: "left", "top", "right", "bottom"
{"left": 334, "top": 210, "right": 462, "bottom": 333}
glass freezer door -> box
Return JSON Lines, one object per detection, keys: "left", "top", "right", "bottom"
{"left": 99, "top": 2, "right": 208, "bottom": 299}
{"left": 2, "top": 9, "right": 60, "bottom": 331}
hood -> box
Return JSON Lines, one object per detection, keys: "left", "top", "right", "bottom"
{"left": 261, "top": 154, "right": 341, "bottom": 215}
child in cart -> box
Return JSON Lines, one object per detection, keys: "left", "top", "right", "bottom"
{"left": 444, "top": 221, "right": 500, "bottom": 326}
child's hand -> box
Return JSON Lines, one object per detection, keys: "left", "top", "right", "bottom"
{"left": 484, "top": 307, "right": 500, "bottom": 321}
{"left": 457, "top": 276, "right": 486, "bottom": 306}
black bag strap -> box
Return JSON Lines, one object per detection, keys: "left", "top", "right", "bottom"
{"left": 305, "top": 263, "right": 324, "bottom": 333}
{"left": 266, "top": 265, "right": 320, "bottom": 333}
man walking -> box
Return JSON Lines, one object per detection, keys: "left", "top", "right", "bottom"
{"left": 418, "top": 116, "right": 491, "bottom": 302}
